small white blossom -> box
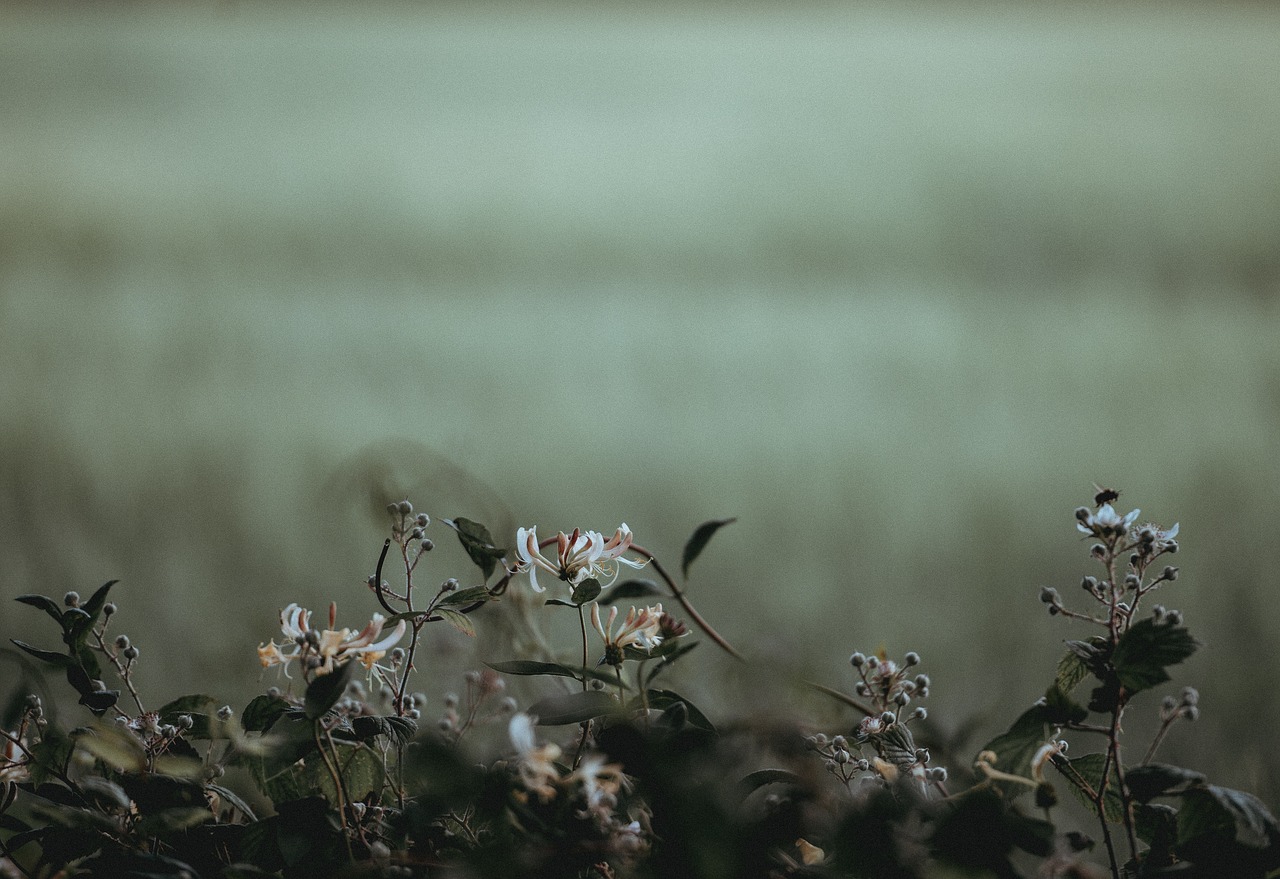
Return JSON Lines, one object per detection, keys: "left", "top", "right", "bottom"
{"left": 514, "top": 524, "right": 647, "bottom": 593}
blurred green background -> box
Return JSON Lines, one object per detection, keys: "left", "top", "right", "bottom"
{"left": 2, "top": 3, "right": 1279, "bottom": 805}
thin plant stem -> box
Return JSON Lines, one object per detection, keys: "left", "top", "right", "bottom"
{"left": 628, "top": 544, "right": 746, "bottom": 662}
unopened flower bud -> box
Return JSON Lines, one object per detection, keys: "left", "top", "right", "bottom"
{"left": 904, "top": 651, "right": 921, "bottom": 666}
{"left": 408, "top": 708, "right": 421, "bottom": 720}
{"left": 1162, "top": 695, "right": 1178, "bottom": 712}
{"left": 854, "top": 682, "right": 870, "bottom": 697}
{"left": 928, "top": 767, "right": 948, "bottom": 782}
{"left": 894, "top": 692, "right": 910, "bottom": 706}
{"left": 415, "top": 513, "right": 429, "bottom": 527}
{"left": 115, "top": 634, "right": 130, "bottom": 649}
{"left": 1090, "top": 544, "right": 1106, "bottom": 559}
{"left": 1163, "top": 566, "right": 1178, "bottom": 581}
{"left": 441, "top": 578, "right": 459, "bottom": 592}
{"left": 123, "top": 646, "right": 139, "bottom": 660}
{"left": 1074, "top": 507, "right": 1091, "bottom": 522}
{"left": 590, "top": 679, "right": 605, "bottom": 690}
{"left": 390, "top": 647, "right": 405, "bottom": 664}
{"left": 1125, "top": 574, "right": 1141, "bottom": 589}
{"left": 1081, "top": 576, "right": 1099, "bottom": 593}
{"left": 1039, "top": 586, "right": 1059, "bottom": 604}
{"left": 914, "top": 674, "right": 930, "bottom": 688}
{"left": 824, "top": 759, "right": 837, "bottom": 772}
{"left": 865, "top": 655, "right": 879, "bottom": 669}
{"left": 420, "top": 539, "right": 434, "bottom": 552}
{"left": 443, "top": 693, "right": 459, "bottom": 708}
{"left": 464, "top": 670, "right": 480, "bottom": 684}
{"left": 849, "top": 652, "right": 866, "bottom": 667}
{"left": 103, "top": 602, "right": 117, "bottom": 616}
{"left": 912, "top": 707, "right": 928, "bottom": 721}
{"left": 410, "top": 527, "right": 423, "bottom": 540}
{"left": 1165, "top": 610, "right": 1183, "bottom": 626}
{"left": 63, "top": 591, "right": 80, "bottom": 607}
{"left": 1181, "top": 687, "right": 1199, "bottom": 706}
{"left": 915, "top": 748, "right": 930, "bottom": 764}
{"left": 177, "top": 714, "right": 194, "bottom": 730}
{"left": 396, "top": 500, "right": 413, "bottom": 515}
{"left": 1182, "top": 705, "right": 1199, "bottom": 722}
{"left": 370, "top": 841, "right": 391, "bottom": 859}
{"left": 880, "top": 711, "right": 896, "bottom": 726}
{"left": 834, "top": 749, "right": 850, "bottom": 764}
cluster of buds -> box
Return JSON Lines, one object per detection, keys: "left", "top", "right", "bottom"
{"left": 849, "top": 649, "right": 929, "bottom": 711}
{"left": 1161, "top": 686, "right": 1200, "bottom": 723}
{"left": 438, "top": 669, "right": 515, "bottom": 739}
{"left": 387, "top": 499, "right": 434, "bottom": 554}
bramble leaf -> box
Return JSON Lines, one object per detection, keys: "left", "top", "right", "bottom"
{"left": 242, "top": 694, "right": 290, "bottom": 733}
{"left": 639, "top": 689, "right": 715, "bottom": 733}
{"left": 1112, "top": 618, "right": 1199, "bottom": 695}
{"left": 682, "top": 517, "right": 736, "bottom": 579}
{"left": 351, "top": 715, "right": 418, "bottom": 746}
{"left": 10, "top": 640, "right": 72, "bottom": 669}
{"left": 1126, "top": 763, "right": 1206, "bottom": 803}
{"left": 1058, "top": 753, "right": 1124, "bottom": 824}
{"left": 979, "top": 702, "right": 1049, "bottom": 783}
{"left": 437, "top": 585, "right": 494, "bottom": 607}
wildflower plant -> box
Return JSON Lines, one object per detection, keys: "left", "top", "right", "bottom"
{"left": 1, "top": 488, "right": 1277, "bottom": 879}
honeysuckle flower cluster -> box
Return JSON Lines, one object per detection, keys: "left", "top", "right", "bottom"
{"left": 591, "top": 601, "right": 665, "bottom": 665}
{"left": 514, "top": 524, "right": 647, "bottom": 593}
{"left": 257, "top": 602, "right": 406, "bottom": 678}
{"left": 508, "top": 712, "right": 563, "bottom": 803}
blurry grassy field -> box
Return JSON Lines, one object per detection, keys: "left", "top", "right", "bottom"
{"left": 2, "top": 3, "right": 1279, "bottom": 804}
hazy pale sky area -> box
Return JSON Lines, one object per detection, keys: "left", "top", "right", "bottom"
{"left": 2, "top": 3, "right": 1279, "bottom": 803}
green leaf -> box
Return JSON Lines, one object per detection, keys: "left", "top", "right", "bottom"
{"left": 1177, "top": 784, "right": 1277, "bottom": 851}
{"left": 527, "top": 690, "right": 619, "bottom": 726}
{"left": 351, "top": 715, "right": 418, "bottom": 746}
{"left": 1058, "top": 753, "right": 1125, "bottom": 824}
{"left": 544, "top": 598, "right": 575, "bottom": 608}
{"left": 255, "top": 741, "right": 385, "bottom": 805}
{"left": 78, "top": 580, "right": 117, "bottom": 624}
{"left": 1041, "top": 683, "right": 1089, "bottom": 726}
{"left": 571, "top": 578, "right": 601, "bottom": 604}
{"left": 681, "top": 517, "right": 736, "bottom": 579}
{"left": 1112, "top": 618, "right": 1199, "bottom": 695}
{"left": 27, "top": 726, "right": 73, "bottom": 786}
{"left": 15, "top": 594, "right": 64, "bottom": 623}
{"left": 242, "top": 694, "right": 290, "bottom": 733}
{"left": 979, "top": 702, "right": 1049, "bottom": 783}
{"left": 640, "top": 689, "right": 716, "bottom": 733}
{"left": 1126, "top": 763, "right": 1206, "bottom": 803}
{"left": 9, "top": 640, "right": 72, "bottom": 669}
{"left": 1056, "top": 645, "right": 1096, "bottom": 693}
{"left": 304, "top": 660, "right": 356, "bottom": 720}
{"left": 207, "top": 783, "right": 258, "bottom": 822}
{"left": 434, "top": 607, "right": 476, "bottom": 638}
{"left": 77, "top": 723, "right": 147, "bottom": 773}
{"left": 738, "top": 769, "right": 803, "bottom": 797}
{"left": 484, "top": 660, "right": 620, "bottom": 687}
{"left": 437, "top": 585, "right": 495, "bottom": 607}
{"left": 442, "top": 516, "right": 507, "bottom": 580}
{"left": 602, "top": 579, "right": 664, "bottom": 603}
{"left": 159, "top": 694, "right": 220, "bottom": 717}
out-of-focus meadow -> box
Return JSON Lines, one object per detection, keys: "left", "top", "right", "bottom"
{"left": 2, "top": 3, "right": 1279, "bottom": 802}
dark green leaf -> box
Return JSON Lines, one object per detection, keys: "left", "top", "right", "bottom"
{"left": 1177, "top": 784, "right": 1277, "bottom": 851}
{"left": 206, "top": 783, "right": 258, "bottom": 822}
{"left": 1112, "top": 618, "right": 1199, "bottom": 695}
{"left": 15, "top": 594, "right": 64, "bottom": 623}
{"left": 304, "top": 660, "right": 356, "bottom": 720}
{"left": 78, "top": 580, "right": 117, "bottom": 624}
{"left": 641, "top": 689, "right": 716, "bottom": 733}
{"left": 484, "top": 660, "right": 619, "bottom": 687}
{"left": 1126, "top": 763, "right": 1206, "bottom": 803}
{"left": 351, "top": 715, "right": 418, "bottom": 746}
{"left": 242, "top": 694, "right": 290, "bottom": 733}
{"left": 118, "top": 772, "right": 206, "bottom": 814}
{"left": 77, "top": 689, "right": 119, "bottom": 714}
{"left": 1136, "top": 803, "right": 1179, "bottom": 866}
{"left": 437, "top": 585, "right": 494, "bottom": 607}
{"left": 443, "top": 516, "right": 506, "bottom": 581}
{"left": 27, "top": 726, "right": 73, "bottom": 786}
{"left": 739, "top": 769, "right": 802, "bottom": 797}
{"left": 434, "top": 607, "right": 475, "bottom": 638}
{"left": 1058, "top": 753, "right": 1125, "bottom": 824}
{"left": 78, "top": 776, "right": 131, "bottom": 811}
{"left": 544, "top": 598, "right": 575, "bottom": 607}
{"left": 256, "top": 741, "right": 385, "bottom": 805}
{"left": 159, "top": 694, "right": 220, "bottom": 718}
{"left": 72, "top": 642, "right": 101, "bottom": 682}
{"left": 527, "top": 690, "right": 619, "bottom": 726}
{"left": 979, "top": 702, "right": 1049, "bottom": 784}
{"left": 571, "top": 578, "right": 601, "bottom": 604}
{"left": 602, "top": 579, "right": 664, "bottom": 603}
{"left": 1041, "top": 683, "right": 1089, "bottom": 726}
{"left": 681, "top": 517, "right": 736, "bottom": 579}
{"left": 1056, "top": 645, "right": 1095, "bottom": 693}
{"left": 9, "top": 640, "right": 71, "bottom": 669}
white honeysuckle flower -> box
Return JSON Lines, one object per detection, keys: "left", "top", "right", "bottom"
{"left": 590, "top": 602, "right": 664, "bottom": 665}
{"left": 258, "top": 602, "right": 406, "bottom": 678}
{"left": 514, "top": 524, "right": 647, "bottom": 593}
{"left": 571, "top": 752, "right": 629, "bottom": 815}
{"left": 508, "top": 713, "right": 562, "bottom": 803}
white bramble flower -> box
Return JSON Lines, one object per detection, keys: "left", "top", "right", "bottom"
{"left": 514, "top": 524, "right": 647, "bottom": 593}
{"left": 1076, "top": 503, "right": 1141, "bottom": 539}
{"left": 257, "top": 602, "right": 406, "bottom": 678}
{"left": 509, "top": 713, "right": 562, "bottom": 803}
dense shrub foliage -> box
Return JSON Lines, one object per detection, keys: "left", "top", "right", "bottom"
{"left": 2, "top": 490, "right": 1277, "bottom": 878}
